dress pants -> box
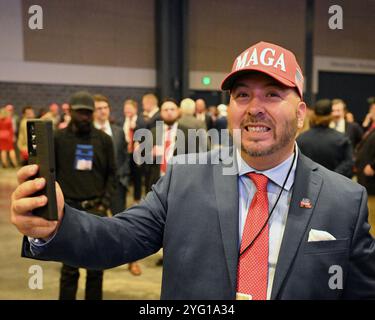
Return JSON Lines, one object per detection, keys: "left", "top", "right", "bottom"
{"left": 111, "top": 181, "right": 126, "bottom": 215}
{"left": 59, "top": 264, "right": 103, "bottom": 300}
{"left": 60, "top": 199, "right": 105, "bottom": 300}
{"left": 129, "top": 154, "right": 142, "bottom": 200}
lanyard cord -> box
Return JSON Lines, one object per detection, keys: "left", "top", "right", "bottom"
{"left": 239, "top": 150, "right": 297, "bottom": 257}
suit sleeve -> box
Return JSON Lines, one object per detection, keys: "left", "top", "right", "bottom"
{"left": 343, "top": 187, "right": 375, "bottom": 299}
{"left": 21, "top": 162, "right": 173, "bottom": 269}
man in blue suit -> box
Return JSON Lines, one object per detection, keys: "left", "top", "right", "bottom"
{"left": 11, "top": 41, "right": 375, "bottom": 299}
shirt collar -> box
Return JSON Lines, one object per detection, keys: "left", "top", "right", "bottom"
{"left": 236, "top": 143, "right": 298, "bottom": 191}
{"left": 94, "top": 120, "right": 110, "bottom": 130}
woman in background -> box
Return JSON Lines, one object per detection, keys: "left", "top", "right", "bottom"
{"left": 0, "top": 108, "right": 18, "bottom": 168}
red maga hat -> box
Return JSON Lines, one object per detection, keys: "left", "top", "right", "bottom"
{"left": 221, "top": 41, "right": 304, "bottom": 98}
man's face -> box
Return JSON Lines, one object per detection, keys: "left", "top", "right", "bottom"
{"left": 5, "top": 104, "right": 14, "bottom": 114}
{"left": 208, "top": 106, "right": 217, "bottom": 116}
{"left": 62, "top": 103, "right": 70, "bottom": 113}
{"left": 71, "top": 109, "right": 93, "bottom": 134}
{"left": 94, "top": 101, "right": 110, "bottom": 122}
{"left": 161, "top": 101, "right": 179, "bottom": 125}
{"left": 331, "top": 102, "right": 345, "bottom": 121}
{"left": 196, "top": 99, "right": 206, "bottom": 113}
{"left": 50, "top": 103, "right": 59, "bottom": 115}
{"left": 124, "top": 103, "right": 137, "bottom": 118}
{"left": 142, "top": 96, "right": 156, "bottom": 113}
{"left": 24, "top": 108, "right": 35, "bottom": 119}
{"left": 228, "top": 72, "right": 306, "bottom": 162}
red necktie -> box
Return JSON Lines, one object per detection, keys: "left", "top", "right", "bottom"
{"left": 237, "top": 173, "right": 269, "bottom": 300}
{"left": 160, "top": 127, "right": 172, "bottom": 174}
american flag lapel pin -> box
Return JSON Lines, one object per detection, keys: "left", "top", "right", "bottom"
{"left": 300, "top": 198, "right": 312, "bottom": 209}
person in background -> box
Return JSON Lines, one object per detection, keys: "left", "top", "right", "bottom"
{"left": 179, "top": 98, "right": 206, "bottom": 130}
{"left": 93, "top": 95, "right": 140, "bottom": 276}
{"left": 5, "top": 104, "right": 19, "bottom": 146}
{"left": 58, "top": 103, "right": 71, "bottom": 130}
{"left": 208, "top": 105, "right": 218, "bottom": 128}
{"left": 37, "top": 107, "right": 48, "bottom": 119}
{"left": 297, "top": 99, "right": 353, "bottom": 178}
{"left": 140, "top": 93, "right": 160, "bottom": 130}
{"left": 356, "top": 99, "right": 375, "bottom": 236}
{"left": 17, "top": 106, "right": 35, "bottom": 165}
{"left": 93, "top": 94, "right": 130, "bottom": 213}
{"left": 346, "top": 112, "right": 355, "bottom": 123}
{"left": 138, "top": 94, "right": 161, "bottom": 194}
{"left": 355, "top": 124, "right": 375, "bottom": 236}
{"left": 213, "top": 104, "right": 229, "bottom": 148}
{"left": 195, "top": 99, "right": 213, "bottom": 130}
{"left": 330, "top": 99, "right": 363, "bottom": 150}
{"left": 123, "top": 99, "right": 142, "bottom": 204}
{"left": 0, "top": 107, "right": 18, "bottom": 168}
{"left": 54, "top": 91, "right": 116, "bottom": 300}
{"left": 362, "top": 99, "right": 375, "bottom": 134}
{"left": 41, "top": 103, "right": 60, "bottom": 129}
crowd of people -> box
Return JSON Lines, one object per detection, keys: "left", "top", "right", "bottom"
{"left": 1, "top": 92, "right": 229, "bottom": 299}
{"left": 297, "top": 97, "right": 375, "bottom": 234}
{"left": 2, "top": 81, "right": 375, "bottom": 301}
{"left": 9, "top": 41, "right": 375, "bottom": 300}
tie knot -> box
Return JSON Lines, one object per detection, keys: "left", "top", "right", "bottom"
{"left": 247, "top": 173, "right": 268, "bottom": 192}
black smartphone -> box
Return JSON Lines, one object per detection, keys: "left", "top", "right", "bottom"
{"left": 26, "top": 120, "right": 58, "bottom": 220}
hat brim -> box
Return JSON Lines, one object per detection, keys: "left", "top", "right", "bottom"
{"left": 221, "top": 67, "right": 300, "bottom": 96}
{"left": 70, "top": 104, "right": 94, "bottom": 111}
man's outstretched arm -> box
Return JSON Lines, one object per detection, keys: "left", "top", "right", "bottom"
{"left": 11, "top": 164, "right": 169, "bottom": 269}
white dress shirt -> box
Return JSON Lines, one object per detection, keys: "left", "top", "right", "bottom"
{"left": 94, "top": 120, "right": 112, "bottom": 137}
{"left": 330, "top": 118, "right": 345, "bottom": 133}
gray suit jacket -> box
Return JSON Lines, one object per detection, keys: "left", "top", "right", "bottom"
{"left": 22, "top": 148, "right": 375, "bottom": 299}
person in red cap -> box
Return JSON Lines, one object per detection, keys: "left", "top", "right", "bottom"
{"left": 11, "top": 41, "right": 375, "bottom": 300}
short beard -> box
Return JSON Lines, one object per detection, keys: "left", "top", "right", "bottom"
{"left": 163, "top": 119, "right": 177, "bottom": 126}
{"left": 75, "top": 121, "right": 92, "bottom": 135}
{"left": 241, "top": 117, "right": 298, "bottom": 157}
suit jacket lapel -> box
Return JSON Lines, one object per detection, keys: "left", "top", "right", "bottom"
{"left": 213, "top": 148, "right": 239, "bottom": 297}
{"left": 271, "top": 154, "right": 323, "bottom": 299}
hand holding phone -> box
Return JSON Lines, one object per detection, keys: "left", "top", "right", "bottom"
{"left": 26, "top": 120, "right": 58, "bottom": 220}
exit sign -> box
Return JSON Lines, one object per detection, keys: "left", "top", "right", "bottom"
{"left": 201, "top": 76, "right": 211, "bottom": 86}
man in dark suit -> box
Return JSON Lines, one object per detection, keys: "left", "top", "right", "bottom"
{"left": 355, "top": 122, "right": 375, "bottom": 236}
{"left": 145, "top": 99, "right": 208, "bottom": 192}
{"left": 297, "top": 99, "right": 353, "bottom": 178}
{"left": 11, "top": 41, "right": 375, "bottom": 299}
{"left": 137, "top": 93, "right": 161, "bottom": 195}
{"left": 330, "top": 99, "right": 363, "bottom": 150}
{"left": 139, "top": 93, "right": 161, "bottom": 130}
{"left": 93, "top": 94, "right": 130, "bottom": 214}
{"left": 93, "top": 95, "right": 141, "bottom": 276}
{"left": 195, "top": 99, "right": 213, "bottom": 130}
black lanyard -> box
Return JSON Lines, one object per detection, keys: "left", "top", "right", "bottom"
{"left": 239, "top": 150, "right": 297, "bottom": 257}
